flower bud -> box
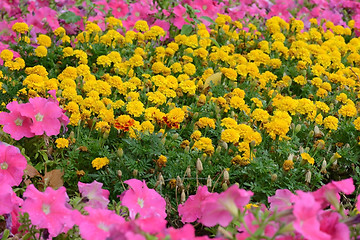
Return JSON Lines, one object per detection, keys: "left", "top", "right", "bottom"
{"left": 320, "top": 159, "right": 327, "bottom": 174}
{"left": 223, "top": 169, "right": 230, "bottom": 184}
{"left": 295, "top": 124, "right": 302, "bottom": 133}
{"left": 117, "top": 170, "right": 122, "bottom": 179}
{"left": 185, "top": 166, "right": 191, "bottom": 178}
{"left": 184, "top": 146, "right": 190, "bottom": 153}
{"left": 314, "top": 125, "right": 324, "bottom": 138}
{"left": 222, "top": 182, "right": 228, "bottom": 191}
{"left": 172, "top": 133, "right": 179, "bottom": 140}
{"left": 308, "top": 130, "right": 314, "bottom": 138}
{"left": 196, "top": 158, "right": 203, "bottom": 173}
{"left": 181, "top": 189, "right": 186, "bottom": 203}
{"left": 158, "top": 173, "right": 165, "bottom": 185}
{"left": 103, "top": 131, "right": 109, "bottom": 139}
{"left": 271, "top": 173, "right": 277, "bottom": 182}
{"left": 176, "top": 176, "right": 183, "bottom": 188}
{"left": 215, "top": 145, "right": 222, "bottom": 154}
{"left": 207, "top": 175, "right": 212, "bottom": 188}
{"left": 299, "top": 146, "right": 304, "bottom": 154}
{"left": 219, "top": 140, "right": 228, "bottom": 150}
{"left": 305, "top": 170, "right": 311, "bottom": 183}
{"left": 132, "top": 169, "right": 138, "bottom": 177}
{"left": 117, "top": 148, "right": 124, "bottom": 157}
{"left": 288, "top": 153, "right": 294, "bottom": 161}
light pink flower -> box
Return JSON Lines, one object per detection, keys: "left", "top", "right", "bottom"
{"left": 200, "top": 185, "right": 253, "bottom": 227}
{"left": 21, "top": 97, "right": 63, "bottom": 136}
{"left": 178, "top": 185, "right": 213, "bottom": 223}
{"left": 318, "top": 211, "right": 350, "bottom": 240}
{"left": 268, "top": 189, "right": 295, "bottom": 212}
{"left": 76, "top": 207, "right": 125, "bottom": 240}
{"left": 0, "top": 101, "right": 35, "bottom": 140}
{"left": 172, "top": 5, "right": 192, "bottom": 30}
{"left": 121, "top": 179, "right": 166, "bottom": 220}
{"left": 0, "top": 143, "right": 27, "bottom": 186}
{"left": 22, "top": 185, "right": 75, "bottom": 238}
{"left": 78, "top": 180, "right": 110, "bottom": 209}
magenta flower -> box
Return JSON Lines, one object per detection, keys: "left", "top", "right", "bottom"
{"left": 178, "top": 185, "right": 213, "bottom": 223}
{"left": 121, "top": 179, "right": 166, "bottom": 220}
{"left": 0, "top": 180, "right": 23, "bottom": 215}
{"left": 21, "top": 97, "right": 63, "bottom": 136}
{"left": 268, "top": 189, "right": 295, "bottom": 212}
{"left": 76, "top": 207, "right": 125, "bottom": 240}
{"left": 0, "top": 143, "right": 27, "bottom": 186}
{"left": 0, "top": 101, "right": 35, "bottom": 140}
{"left": 292, "top": 191, "right": 330, "bottom": 240}
{"left": 318, "top": 211, "right": 350, "bottom": 240}
{"left": 133, "top": 216, "right": 167, "bottom": 234}
{"left": 78, "top": 180, "right": 110, "bottom": 209}
{"left": 312, "top": 178, "right": 355, "bottom": 208}
{"left": 200, "top": 185, "right": 253, "bottom": 227}
{"left": 22, "top": 185, "right": 75, "bottom": 237}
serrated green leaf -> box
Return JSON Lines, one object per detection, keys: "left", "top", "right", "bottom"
{"left": 58, "top": 12, "right": 81, "bottom": 24}
{"left": 201, "top": 16, "right": 215, "bottom": 24}
{"left": 181, "top": 25, "right": 193, "bottom": 36}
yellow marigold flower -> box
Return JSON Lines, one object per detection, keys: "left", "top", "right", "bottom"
{"left": 294, "top": 75, "right": 307, "bottom": 85}
{"left": 190, "top": 130, "right": 202, "bottom": 141}
{"left": 0, "top": 49, "right": 13, "bottom": 61}
{"left": 192, "top": 137, "right": 214, "bottom": 155}
{"left": 92, "top": 157, "right": 110, "bottom": 170}
{"left": 55, "top": 138, "right": 69, "bottom": 148}
{"left": 54, "top": 27, "right": 66, "bottom": 36}
{"left": 37, "top": 34, "right": 52, "bottom": 48}
{"left": 179, "top": 80, "right": 196, "bottom": 95}
{"left": 354, "top": 117, "right": 360, "bottom": 131}
{"left": 231, "top": 155, "right": 250, "bottom": 166}
{"left": 12, "top": 22, "right": 29, "bottom": 34}
{"left": 283, "top": 159, "right": 294, "bottom": 171}
{"left": 126, "top": 100, "right": 144, "bottom": 117}
{"left": 134, "top": 20, "right": 149, "bottom": 32}
{"left": 338, "top": 103, "right": 357, "bottom": 117}
{"left": 106, "top": 17, "right": 123, "bottom": 28}
{"left": 221, "top": 129, "right": 240, "bottom": 143}
{"left": 183, "top": 63, "right": 196, "bottom": 76}
{"left": 97, "top": 55, "right": 112, "bottom": 67}
{"left": 95, "top": 121, "right": 111, "bottom": 133}
{"left": 301, "top": 153, "right": 314, "bottom": 165}
{"left": 323, "top": 116, "right": 338, "bottom": 130}
{"left": 35, "top": 46, "right": 47, "bottom": 57}
{"left": 140, "top": 121, "right": 155, "bottom": 133}
{"left": 156, "top": 155, "right": 167, "bottom": 168}
{"left": 147, "top": 91, "right": 167, "bottom": 105}
{"left": 196, "top": 117, "right": 216, "bottom": 129}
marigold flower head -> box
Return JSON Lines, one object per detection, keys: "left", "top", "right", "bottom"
{"left": 55, "top": 138, "right": 69, "bottom": 148}
{"left": 37, "top": 34, "right": 52, "bottom": 48}
{"left": 283, "top": 159, "right": 294, "bottom": 171}
{"left": 114, "top": 115, "right": 135, "bottom": 132}
{"left": 323, "top": 116, "right": 338, "bottom": 130}
{"left": 12, "top": 22, "right": 29, "bottom": 34}
{"left": 134, "top": 20, "right": 149, "bottom": 32}
{"left": 92, "top": 157, "right": 110, "bottom": 170}
{"left": 301, "top": 153, "right": 314, "bottom": 165}
{"left": 221, "top": 129, "right": 240, "bottom": 143}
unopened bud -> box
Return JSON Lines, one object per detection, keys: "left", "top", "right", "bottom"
{"left": 181, "top": 189, "right": 186, "bottom": 203}
{"left": 219, "top": 140, "right": 228, "bottom": 150}
{"left": 320, "top": 160, "right": 327, "bottom": 174}
{"left": 288, "top": 153, "right": 294, "bottom": 161}
{"left": 117, "top": 148, "right": 124, "bottom": 157}
{"left": 172, "top": 133, "right": 179, "bottom": 140}
{"left": 69, "top": 131, "right": 75, "bottom": 139}
{"left": 223, "top": 169, "right": 230, "bottom": 183}
{"left": 176, "top": 176, "right": 183, "bottom": 188}
{"left": 308, "top": 130, "right": 314, "bottom": 138}
{"left": 314, "top": 126, "right": 324, "bottom": 138}
{"left": 193, "top": 112, "right": 199, "bottom": 119}
{"left": 215, "top": 145, "right": 222, "bottom": 154}
{"left": 305, "top": 170, "right": 311, "bottom": 183}
{"left": 304, "top": 147, "right": 310, "bottom": 152}
{"left": 250, "top": 140, "right": 256, "bottom": 148}
{"left": 207, "top": 175, "right": 212, "bottom": 188}
{"left": 185, "top": 166, "right": 191, "bottom": 178}
{"left": 158, "top": 173, "right": 165, "bottom": 185}
{"left": 196, "top": 158, "right": 203, "bottom": 173}
{"left": 295, "top": 124, "right": 302, "bottom": 133}
{"left": 271, "top": 173, "right": 277, "bottom": 182}
{"left": 299, "top": 146, "right": 304, "bottom": 154}
{"left": 161, "top": 137, "right": 166, "bottom": 144}
{"left": 132, "top": 169, "right": 138, "bottom": 177}
{"left": 184, "top": 146, "right": 190, "bottom": 153}
{"left": 103, "top": 131, "right": 109, "bottom": 139}
{"left": 117, "top": 170, "right": 122, "bottom": 179}
{"left": 222, "top": 182, "right": 228, "bottom": 191}
{"left": 290, "top": 123, "right": 295, "bottom": 130}
{"left": 332, "top": 159, "right": 338, "bottom": 168}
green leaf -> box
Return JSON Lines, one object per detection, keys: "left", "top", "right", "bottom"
{"left": 58, "top": 12, "right": 81, "bottom": 24}
{"left": 201, "top": 16, "right": 215, "bottom": 24}
{"left": 181, "top": 24, "right": 193, "bottom": 36}
{"left": 22, "top": 233, "right": 33, "bottom": 240}
{"left": 1, "top": 229, "right": 10, "bottom": 240}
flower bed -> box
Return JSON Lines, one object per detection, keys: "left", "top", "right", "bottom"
{"left": 1, "top": 0, "right": 360, "bottom": 239}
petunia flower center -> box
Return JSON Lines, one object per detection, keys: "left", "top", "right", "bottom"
{"left": 137, "top": 198, "right": 144, "bottom": 208}
{"left": 42, "top": 204, "right": 51, "bottom": 215}
{"left": 0, "top": 162, "right": 8, "bottom": 170}
{"left": 202, "top": 5, "right": 207, "bottom": 10}
{"left": 35, "top": 113, "right": 44, "bottom": 122}
{"left": 135, "top": 12, "right": 140, "bottom": 17}
{"left": 14, "top": 118, "right": 23, "bottom": 126}
{"left": 98, "top": 222, "right": 109, "bottom": 231}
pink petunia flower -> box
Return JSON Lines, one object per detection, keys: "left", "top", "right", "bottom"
{"left": 200, "top": 185, "right": 253, "bottom": 227}
{"left": 22, "top": 185, "right": 75, "bottom": 238}
{"left": 76, "top": 207, "right": 125, "bottom": 240}
{"left": 0, "top": 143, "right": 27, "bottom": 186}
{"left": 0, "top": 101, "right": 35, "bottom": 140}
{"left": 318, "top": 210, "right": 350, "bottom": 240}
{"left": 178, "top": 185, "right": 213, "bottom": 223}
{"left": 0, "top": 180, "right": 23, "bottom": 215}
{"left": 21, "top": 97, "right": 63, "bottom": 136}
{"left": 312, "top": 178, "right": 355, "bottom": 209}
{"left": 268, "top": 189, "right": 295, "bottom": 212}
{"left": 292, "top": 191, "right": 330, "bottom": 239}
{"left": 120, "top": 179, "right": 167, "bottom": 220}
{"left": 78, "top": 180, "right": 110, "bottom": 209}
